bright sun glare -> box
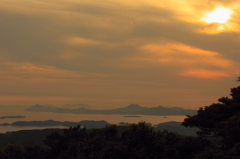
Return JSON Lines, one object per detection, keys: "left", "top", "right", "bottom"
{"left": 204, "top": 6, "right": 232, "bottom": 23}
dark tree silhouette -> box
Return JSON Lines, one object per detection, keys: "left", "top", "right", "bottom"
{"left": 182, "top": 78, "right": 240, "bottom": 138}
{"left": 1, "top": 144, "right": 24, "bottom": 159}
{"left": 182, "top": 77, "right": 240, "bottom": 158}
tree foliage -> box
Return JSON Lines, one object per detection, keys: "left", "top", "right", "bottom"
{"left": 0, "top": 123, "right": 211, "bottom": 159}
{"left": 41, "top": 122, "right": 210, "bottom": 159}
{"left": 182, "top": 77, "right": 240, "bottom": 158}
{"left": 182, "top": 85, "right": 240, "bottom": 138}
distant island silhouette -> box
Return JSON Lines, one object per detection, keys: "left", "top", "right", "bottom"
{"left": 124, "top": 116, "right": 141, "bottom": 117}
{"left": 0, "top": 120, "right": 199, "bottom": 136}
{"left": 0, "top": 120, "right": 110, "bottom": 129}
{"left": 25, "top": 104, "right": 197, "bottom": 115}
{"left": 0, "top": 116, "right": 25, "bottom": 119}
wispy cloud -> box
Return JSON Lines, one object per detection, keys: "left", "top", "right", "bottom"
{"left": 179, "top": 69, "right": 234, "bottom": 79}
{"left": 140, "top": 41, "right": 235, "bottom": 70}
{"left": 65, "top": 37, "right": 102, "bottom": 46}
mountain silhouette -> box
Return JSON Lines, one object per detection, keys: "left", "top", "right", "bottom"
{"left": 3, "top": 120, "right": 110, "bottom": 129}
{"left": 25, "top": 104, "right": 197, "bottom": 115}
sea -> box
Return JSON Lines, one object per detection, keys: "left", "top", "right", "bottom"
{"left": 0, "top": 109, "right": 187, "bottom": 133}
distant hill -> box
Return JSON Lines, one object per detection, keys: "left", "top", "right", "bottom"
{"left": 0, "top": 116, "right": 25, "bottom": 119}
{"left": 154, "top": 121, "right": 199, "bottom": 136}
{"left": 25, "top": 104, "right": 197, "bottom": 115}
{"left": 118, "top": 121, "right": 199, "bottom": 136}
{"left": 0, "top": 120, "right": 199, "bottom": 136}
{"left": 0, "top": 128, "right": 63, "bottom": 148}
{"left": 0, "top": 121, "right": 199, "bottom": 148}
{"left": 0, "top": 120, "right": 110, "bottom": 129}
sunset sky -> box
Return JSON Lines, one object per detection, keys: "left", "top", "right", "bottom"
{"left": 0, "top": 0, "right": 239, "bottom": 109}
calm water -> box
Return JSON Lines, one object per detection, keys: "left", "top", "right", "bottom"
{"left": 0, "top": 110, "right": 187, "bottom": 133}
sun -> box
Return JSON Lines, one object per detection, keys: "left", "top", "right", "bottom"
{"left": 204, "top": 6, "right": 232, "bottom": 23}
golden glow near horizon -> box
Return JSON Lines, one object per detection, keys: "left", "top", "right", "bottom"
{"left": 204, "top": 6, "right": 232, "bottom": 23}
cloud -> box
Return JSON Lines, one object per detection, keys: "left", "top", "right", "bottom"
{"left": 140, "top": 41, "right": 235, "bottom": 70}
{"left": 63, "top": 36, "right": 119, "bottom": 49}
{"left": 65, "top": 37, "right": 101, "bottom": 46}
{"left": 59, "top": 51, "right": 84, "bottom": 59}
{"left": 0, "top": 62, "right": 84, "bottom": 83}
{"left": 179, "top": 69, "right": 234, "bottom": 79}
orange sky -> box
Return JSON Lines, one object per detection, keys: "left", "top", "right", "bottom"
{"left": 0, "top": 0, "right": 239, "bottom": 109}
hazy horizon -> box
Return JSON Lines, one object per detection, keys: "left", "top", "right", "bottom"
{"left": 0, "top": 103, "right": 198, "bottom": 109}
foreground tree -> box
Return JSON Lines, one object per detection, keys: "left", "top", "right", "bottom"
{"left": 42, "top": 122, "right": 210, "bottom": 159}
{"left": 182, "top": 81, "right": 240, "bottom": 138}
{"left": 182, "top": 77, "right": 240, "bottom": 158}
{"left": 1, "top": 144, "right": 24, "bottom": 159}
